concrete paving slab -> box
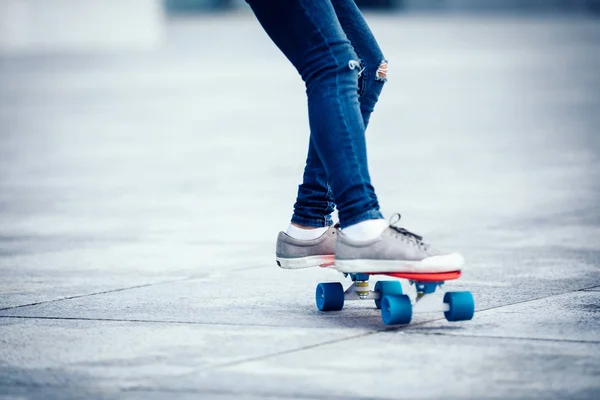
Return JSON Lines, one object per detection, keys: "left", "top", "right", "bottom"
{"left": 0, "top": 275, "right": 176, "bottom": 311}
{"left": 124, "top": 333, "right": 600, "bottom": 400}
{"left": 0, "top": 242, "right": 272, "bottom": 309}
{"left": 0, "top": 318, "right": 368, "bottom": 399}
{"left": 0, "top": 267, "right": 387, "bottom": 328}
{"left": 2, "top": 317, "right": 598, "bottom": 399}
{"left": 405, "top": 290, "right": 600, "bottom": 342}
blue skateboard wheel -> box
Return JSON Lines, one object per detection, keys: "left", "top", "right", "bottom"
{"left": 443, "top": 291, "right": 475, "bottom": 322}
{"left": 316, "top": 282, "right": 345, "bottom": 311}
{"left": 381, "top": 294, "right": 412, "bottom": 325}
{"left": 374, "top": 281, "right": 403, "bottom": 309}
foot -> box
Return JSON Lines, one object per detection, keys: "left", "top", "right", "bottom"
{"left": 335, "top": 214, "right": 464, "bottom": 273}
{"left": 276, "top": 225, "right": 338, "bottom": 269}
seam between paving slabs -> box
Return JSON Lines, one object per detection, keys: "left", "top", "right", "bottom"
{"left": 0, "top": 279, "right": 186, "bottom": 312}
{"left": 0, "top": 314, "right": 336, "bottom": 330}
{"left": 401, "top": 331, "right": 600, "bottom": 345}
{"left": 122, "top": 386, "right": 394, "bottom": 400}
{"left": 0, "top": 263, "right": 270, "bottom": 312}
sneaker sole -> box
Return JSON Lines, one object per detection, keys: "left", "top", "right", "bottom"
{"left": 276, "top": 255, "right": 335, "bottom": 269}
{"left": 335, "top": 253, "right": 464, "bottom": 273}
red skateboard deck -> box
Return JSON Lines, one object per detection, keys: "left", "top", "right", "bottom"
{"left": 371, "top": 270, "right": 461, "bottom": 282}
{"left": 320, "top": 261, "right": 462, "bottom": 282}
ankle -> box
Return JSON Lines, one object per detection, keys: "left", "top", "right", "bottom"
{"left": 286, "top": 223, "right": 329, "bottom": 240}
{"left": 291, "top": 223, "right": 319, "bottom": 230}
{"left": 342, "top": 218, "right": 387, "bottom": 241}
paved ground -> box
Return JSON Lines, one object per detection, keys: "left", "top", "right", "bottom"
{"left": 1, "top": 12, "right": 600, "bottom": 400}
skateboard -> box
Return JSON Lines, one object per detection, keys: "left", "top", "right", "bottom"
{"left": 315, "top": 268, "right": 474, "bottom": 325}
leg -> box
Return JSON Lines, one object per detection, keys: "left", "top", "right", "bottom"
{"left": 247, "top": 0, "right": 382, "bottom": 228}
{"left": 291, "top": 0, "right": 387, "bottom": 228}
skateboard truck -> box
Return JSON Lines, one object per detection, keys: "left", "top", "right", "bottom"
{"left": 343, "top": 273, "right": 372, "bottom": 300}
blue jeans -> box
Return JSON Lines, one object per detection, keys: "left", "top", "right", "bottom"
{"left": 247, "top": 0, "right": 386, "bottom": 229}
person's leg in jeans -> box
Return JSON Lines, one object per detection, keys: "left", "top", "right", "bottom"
{"left": 290, "top": 0, "right": 387, "bottom": 237}
{"left": 247, "top": 0, "right": 465, "bottom": 272}
{"left": 247, "top": 0, "right": 381, "bottom": 225}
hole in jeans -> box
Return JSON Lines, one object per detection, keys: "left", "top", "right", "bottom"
{"left": 376, "top": 61, "right": 388, "bottom": 81}
{"left": 348, "top": 59, "right": 365, "bottom": 77}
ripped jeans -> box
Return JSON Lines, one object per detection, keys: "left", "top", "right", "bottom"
{"left": 247, "top": 0, "right": 387, "bottom": 228}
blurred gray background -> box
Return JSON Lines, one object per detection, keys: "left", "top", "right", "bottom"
{"left": 1, "top": 1, "right": 599, "bottom": 399}
{"left": 163, "top": 0, "right": 600, "bottom": 12}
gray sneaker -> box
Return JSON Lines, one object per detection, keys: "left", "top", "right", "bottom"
{"left": 275, "top": 225, "right": 337, "bottom": 269}
{"left": 335, "top": 215, "right": 464, "bottom": 273}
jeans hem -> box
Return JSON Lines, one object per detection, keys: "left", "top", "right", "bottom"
{"left": 291, "top": 214, "right": 333, "bottom": 228}
{"left": 340, "top": 209, "right": 384, "bottom": 229}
